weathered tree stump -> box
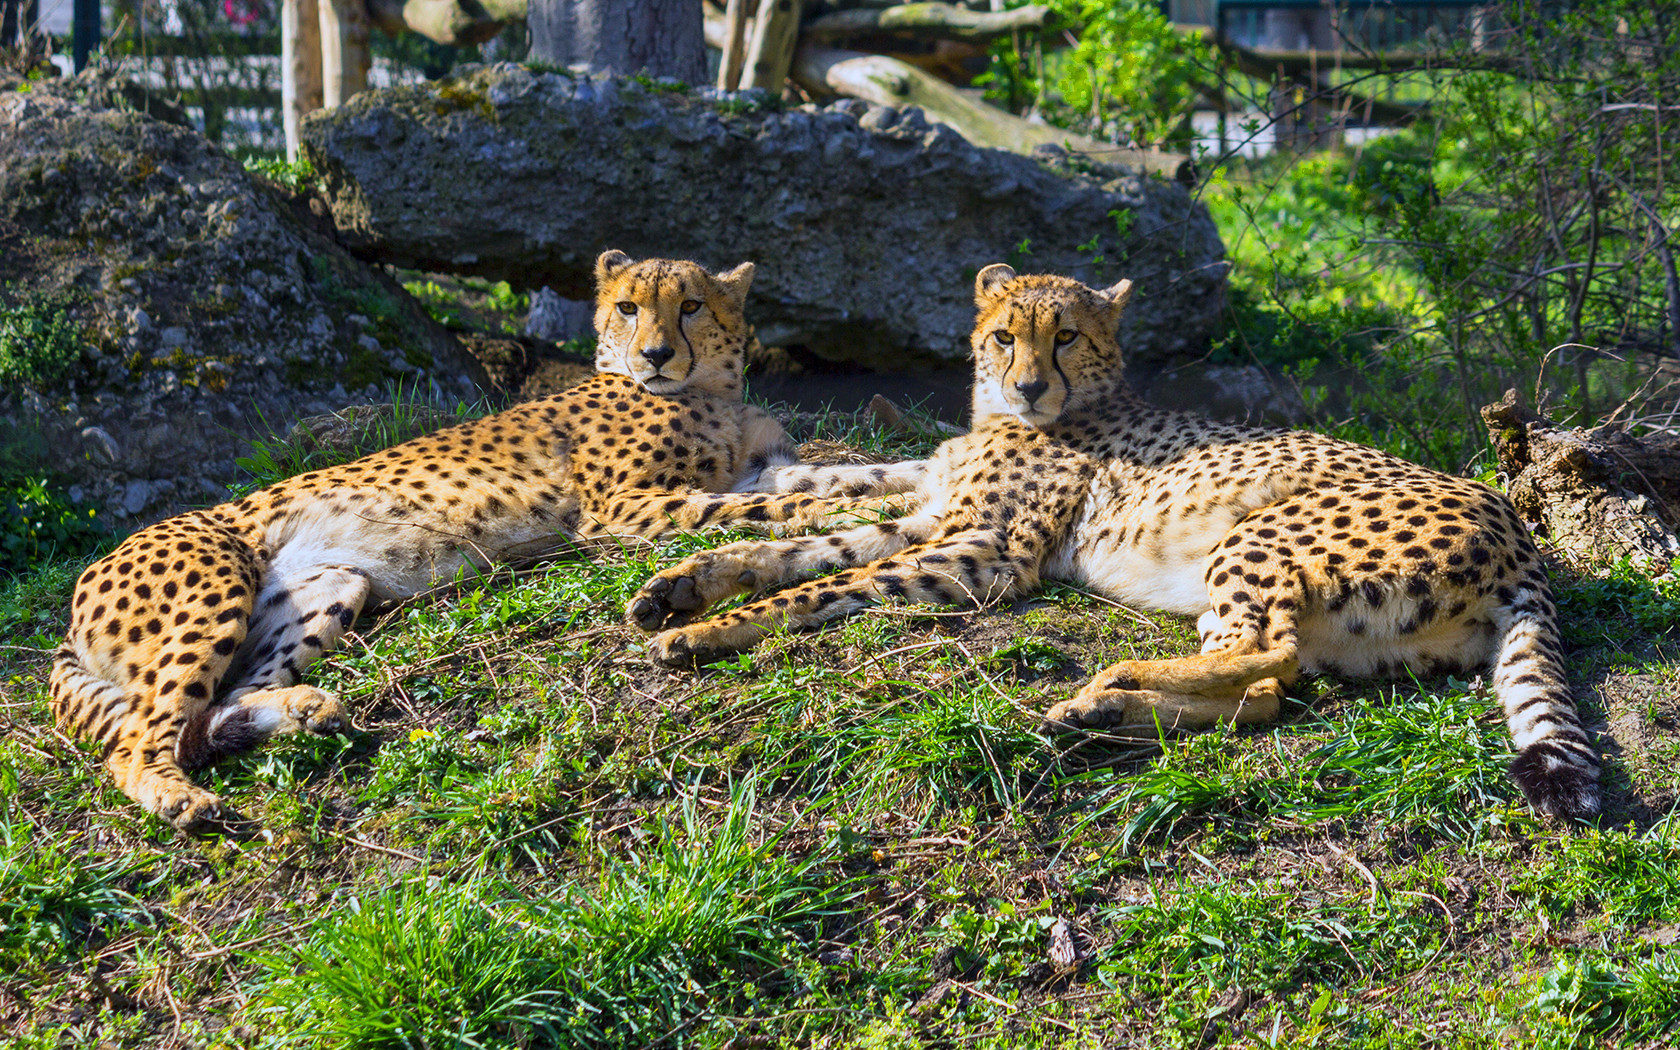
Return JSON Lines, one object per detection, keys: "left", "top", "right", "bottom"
{"left": 1482, "top": 389, "right": 1680, "bottom": 563}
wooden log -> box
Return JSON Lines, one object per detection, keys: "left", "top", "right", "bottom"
{"left": 282, "top": 0, "right": 323, "bottom": 162}
{"left": 365, "top": 0, "right": 526, "bottom": 47}
{"left": 319, "top": 0, "right": 371, "bottom": 109}
{"left": 717, "top": 0, "right": 752, "bottom": 90}
{"left": 1483, "top": 389, "right": 1680, "bottom": 563}
{"left": 742, "top": 0, "right": 801, "bottom": 92}
{"left": 803, "top": 3, "right": 1052, "bottom": 43}
{"left": 791, "top": 45, "right": 1194, "bottom": 182}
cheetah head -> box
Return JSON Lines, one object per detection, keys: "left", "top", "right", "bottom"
{"left": 592, "top": 250, "right": 756, "bottom": 398}
{"left": 969, "top": 264, "right": 1133, "bottom": 426}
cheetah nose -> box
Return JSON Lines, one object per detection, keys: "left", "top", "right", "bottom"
{"left": 642, "top": 345, "right": 676, "bottom": 368}
{"left": 1015, "top": 379, "right": 1049, "bottom": 405}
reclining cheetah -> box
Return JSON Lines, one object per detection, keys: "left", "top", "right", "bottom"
{"left": 628, "top": 265, "right": 1601, "bottom": 819}
{"left": 52, "top": 251, "right": 923, "bottom": 830}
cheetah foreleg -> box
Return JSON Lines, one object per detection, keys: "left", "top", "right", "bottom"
{"left": 746, "top": 460, "right": 930, "bottom": 499}
{"left": 599, "top": 490, "right": 917, "bottom": 540}
{"left": 628, "top": 513, "right": 941, "bottom": 631}
{"left": 1043, "top": 647, "right": 1297, "bottom": 735}
{"left": 647, "top": 528, "right": 1024, "bottom": 668}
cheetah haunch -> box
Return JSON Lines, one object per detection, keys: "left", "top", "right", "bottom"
{"left": 52, "top": 251, "right": 923, "bottom": 831}
{"left": 629, "top": 266, "right": 1601, "bottom": 820}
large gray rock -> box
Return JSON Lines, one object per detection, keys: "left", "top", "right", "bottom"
{"left": 0, "top": 70, "right": 487, "bottom": 523}
{"left": 303, "top": 65, "right": 1227, "bottom": 369}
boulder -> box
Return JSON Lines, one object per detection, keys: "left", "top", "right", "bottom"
{"left": 302, "top": 65, "right": 1227, "bottom": 370}
{"left": 0, "top": 70, "right": 488, "bottom": 523}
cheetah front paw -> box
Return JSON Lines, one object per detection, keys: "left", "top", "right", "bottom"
{"left": 628, "top": 559, "right": 758, "bottom": 632}
{"left": 648, "top": 618, "right": 769, "bottom": 669}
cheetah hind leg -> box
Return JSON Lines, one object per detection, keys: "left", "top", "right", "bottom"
{"left": 1042, "top": 673, "right": 1288, "bottom": 741}
{"left": 199, "top": 564, "right": 370, "bottom": 761}
{"left": 1042, "top": 637, "right": 1299, "bottom": 738}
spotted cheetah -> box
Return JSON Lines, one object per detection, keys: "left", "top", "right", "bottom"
{"left": 628, "top": 265, "right": 1601, "bottom": 820}
{"left": 51, "top": 251, "right": 924, "bottom": 830}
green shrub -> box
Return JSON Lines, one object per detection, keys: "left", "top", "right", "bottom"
{"left": 0, "top": 476, "right": 107, "bottom": 576}
{"left": 0, "top": 292, "right": 83, "bottom": 388}
{"left": 242, "top": 153, "right": 322, "bottom": 194}
{"left": 980, "top": 0, "right": 1209, "bottom": 149}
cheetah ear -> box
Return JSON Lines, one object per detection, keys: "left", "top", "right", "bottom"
{"left": 714, "top": 261, "right": 756, "bottom": 306}
{"left": 974, "top": 263, "right": 1016, "bottom": 306}
{"left": 1100, "top": 278, "right": 1134, "bottom": 323}
{"left": 595, "top": 249, "right": 634, "bottom": 285}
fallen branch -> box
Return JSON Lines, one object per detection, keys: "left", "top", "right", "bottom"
{"left": 366, "top": 0, "right": 525, "bottom": 48}
{"left": 791, "top": 44, "right": 1194, "bottom": 181}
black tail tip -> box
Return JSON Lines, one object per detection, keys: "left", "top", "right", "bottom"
{"left": 1510, "top": 743, "right": 1602, "bottom": 820}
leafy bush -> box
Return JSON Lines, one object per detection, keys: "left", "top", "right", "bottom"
{"left": 242, "top": 153, "right": 322, "bottom": 194}
{"left": 0, "top": 292, "right": 83, "bottom": 388}
{"left": 0, "top": 477, "right": 107, "bottom": 576}
{"left": 404, "top": 277, "right": 531, "bottom": 335}
{"left": 980, "top": 0, "right": 1210, "bottom": 149}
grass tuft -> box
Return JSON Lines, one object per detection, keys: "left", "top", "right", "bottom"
{"left": 251, "top": 780, "right": 843, "bottom": 1048}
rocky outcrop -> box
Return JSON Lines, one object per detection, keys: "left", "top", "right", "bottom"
{"left": 0, "top": 70, "right": 486, "bottom": 523}
{"left": 302, "top": 65, "right": 1227, "bottom": 370}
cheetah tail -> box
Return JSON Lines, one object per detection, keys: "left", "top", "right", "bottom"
{"left": 1492, "top": 592, "right": 1601, "bottom": 820}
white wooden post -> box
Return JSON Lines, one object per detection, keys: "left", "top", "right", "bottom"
{"left": 282, "top": 0, "right": 323, "bottom": 162}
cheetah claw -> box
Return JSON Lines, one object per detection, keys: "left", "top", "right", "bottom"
{"left": 169, "top": 796, "right": 258, "bottom": 838}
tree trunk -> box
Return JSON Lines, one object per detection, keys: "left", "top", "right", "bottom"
{"left": 282, "top": 0, "right": 323, "bottom": 163}
{"left": 319, "top": 0, "right": 371, "bottom": 110}
{"left": 527, "top": 0, "right": 706, "bottom": 82}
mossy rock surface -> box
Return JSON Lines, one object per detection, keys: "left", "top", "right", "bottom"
{"left": 0, "top": 69, "right": 486, "bottom": 523}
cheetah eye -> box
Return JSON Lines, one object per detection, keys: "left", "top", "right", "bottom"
{"left": 994, "top": 330, "right": 1015, "bottom": 346}
{"left": 617, "top": 301, "right": 638, "bottom": 317}
{"left": 680, "top": 299, "right": 702, "bottom": 315}
{"left": 1054, "top": 329, "right": 1078, "bottom": 347}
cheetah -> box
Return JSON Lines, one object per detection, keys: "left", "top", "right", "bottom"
{"left": 627, "top": 265, "right": 1601, "bottom": 820}
{"left": 51, "top": 251, "right": 924, "bottom": 830}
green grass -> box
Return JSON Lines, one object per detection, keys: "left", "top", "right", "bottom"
{"left": 402, "top": 276, "right": 530, "bottom": 336}
{"left": 251, "top": 781, "right": 839, "bottom": 1049}
{"left": 2, "top": 411, "right": 1678, "bottom": 1049}
{"left": 232, "top": 380, "right": 494, "bottom": 493}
